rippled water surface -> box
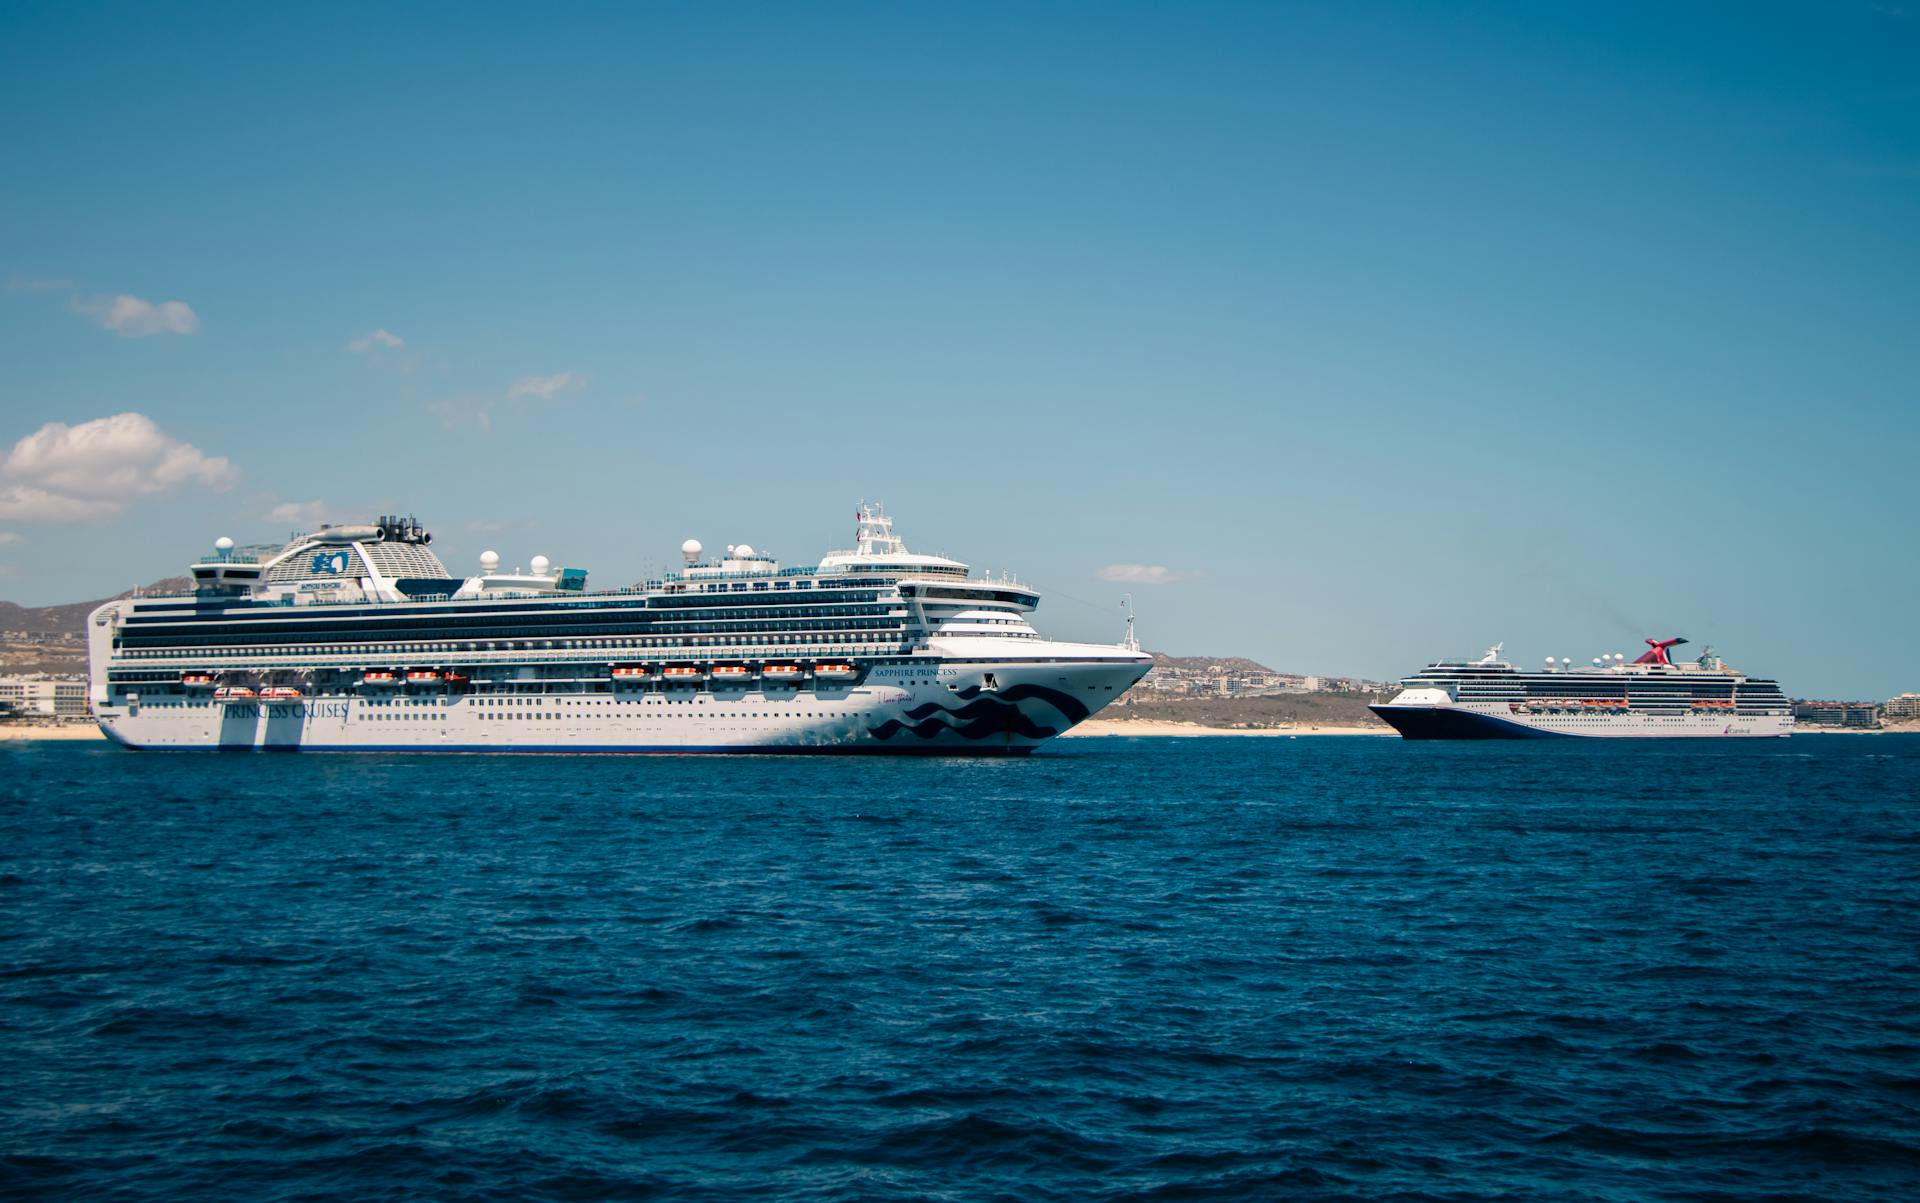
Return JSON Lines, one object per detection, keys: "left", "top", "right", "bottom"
{"left": 4, "top": 736, "right": 1918, "bottom": 1201}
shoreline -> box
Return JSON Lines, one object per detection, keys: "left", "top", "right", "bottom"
{"left": 0, "top": 724, "right": 106, "bottom": 741}
{"left": 1061, "top": 718, "right": 1392, "bottom": 738}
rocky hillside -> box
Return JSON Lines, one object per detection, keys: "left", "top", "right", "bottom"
{"left": 1111, "top": 690, "right": 1388, "bottom": 729}
{"left": 0, "top": 578, "right": 189, "bottom": 674}
{"left": 1150, "top": 652, "right": 1281, "bottom": 674}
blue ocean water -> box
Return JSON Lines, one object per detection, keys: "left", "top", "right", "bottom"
{"left": 2, "top": 736, "right": 1917, "bottom": 1202}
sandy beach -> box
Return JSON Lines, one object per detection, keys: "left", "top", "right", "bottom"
{"left": 0, "top": 724, "right": 105, "bottom": 741}
{"left": 1060, "top": 718, "right": 1392, "bottom": 738}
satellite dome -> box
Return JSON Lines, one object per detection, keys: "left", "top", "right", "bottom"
{"left": 1545, "top": 656, "right": 1556, "bottom": 665}
{"left": 680, "top": 538, "right": 702, "bottom": 561}
{"left": 734, "top": 544, "right": 755, "bottom": 558}
{"left": 214, "top": 536, "right": 234, "bottom": 552}
{"left": 530, "top": 554, "right": 551, "bottom": 576}
{"left": 480, "top": 550, "right": 500, "bottom": 571}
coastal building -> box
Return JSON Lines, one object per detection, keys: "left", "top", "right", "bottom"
{"left": 1135, "top": 657, "right": 1393, "bottom": 700}
{"left": 1792, "top": 700, "right": 1882, "bottom": 729}
{"left": 1883, "top": 693, "right": 1920, "bottom": 722}
{"left": 0, "top": 675, "right": 90, "bottom": 720}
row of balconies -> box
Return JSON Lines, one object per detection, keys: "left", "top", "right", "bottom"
{"left": 110, "top": 638, "right": 918, "bottom": 671}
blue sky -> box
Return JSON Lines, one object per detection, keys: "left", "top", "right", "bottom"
{"left": 2, "top": 1, "right": 1916, "bottom": 698}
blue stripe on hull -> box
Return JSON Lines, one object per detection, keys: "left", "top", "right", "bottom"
{"left": 1368, "top": 705, "right": 1571, "bottom": 740}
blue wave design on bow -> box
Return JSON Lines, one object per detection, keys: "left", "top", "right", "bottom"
{"left": 950, "top": 683, "right": 1091, "bottom": 723}
{"left": 868, "top": 683, "right": 1090, "bottom": 741}
{"left": 869, "top": 699, "right": 1059, "bottom": 741}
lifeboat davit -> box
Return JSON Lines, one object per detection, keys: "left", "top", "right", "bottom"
{"left": 814, "top": 663, "right": 857, "bottom": 682}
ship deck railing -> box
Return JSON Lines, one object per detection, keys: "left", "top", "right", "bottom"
{"left": 109, "top": 639, "right": 918, "bottom": 670}
{"left": 139, "top": 564, "right": 1028, "bottom": 607}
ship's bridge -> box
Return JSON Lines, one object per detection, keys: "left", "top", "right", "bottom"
{"left": 815, "top": 504, "right": 971, "bottom": 579}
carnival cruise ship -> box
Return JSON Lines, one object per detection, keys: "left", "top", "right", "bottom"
{"left": 1369, "top": 638, "right": 1792, "bottom": 739}
{"left": 87, "top": 506, "right": 1151, "bottom": 754}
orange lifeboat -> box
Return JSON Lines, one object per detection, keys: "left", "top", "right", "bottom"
{"left": 814, "top": 663, "right": 857, "bottom": 682}
{"left": 359, "top": 671, "right": 398, "bottom": 688}
{"left": 662, "top": 665, "right": 703, "bottom": 684}
{"left": 406, "top": 671, "right": 442, "bottom": 685}
{"left": 213, "top": 686, "right": 256, "bottom": 701}
{"left": 762, "top": 664, "right": 803, "bottom": 683}
{"left": 261, "top": 686, "right": 303, "bottom": 700}
{"left": 181, "top": 673, "right": 215, "bottom": 688}
{"left": 710, "top": 665, "right": 752, "bottom": 685}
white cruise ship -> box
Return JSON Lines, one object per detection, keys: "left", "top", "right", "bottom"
{"left": 1369, "top": 638, "right": 1792, "bottom": 739}
{"left": 87, "top": 506, "right": 1151, "bottom": 754}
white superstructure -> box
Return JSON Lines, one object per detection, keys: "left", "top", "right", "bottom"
{"left": 88, "top": 506, "right": 1151, "bottom": 754}
{"left": 1370, "top": 638, "right": 1793, "bottom": 739}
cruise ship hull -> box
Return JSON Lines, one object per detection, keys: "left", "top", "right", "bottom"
{"left": 1370, "top": 702, "right": 1792, "bottom": 739}
{"left": 96, "top": 654, "right": 1149, "bottom": 755}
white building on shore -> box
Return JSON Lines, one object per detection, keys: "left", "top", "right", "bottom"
{"left": 0, "top": 676, "right": 90, "bottom": 720}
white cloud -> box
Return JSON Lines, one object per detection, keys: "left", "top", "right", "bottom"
{"left": 0, "top": 486, "right": 123, "bottom": 523}
{"left": 6, "top": 273, "right": 72, "bottom": 292}
{"left": 430, "top": 371, "right": 588, "bottom": 435}
{"left": 430, "top": 398, "right": 493, "bottom": 434}
{"left": 0, "top": 531, "right": 23, "bottom": 545}
{"left": 507, "top": 371, "right": 587, "bottom": 401}
{"left": 347, "top": 328, "right": 405, "bottom": 353}
{"left": 77, "top": 293, "right": 201, "bottom": 337}
{"left": 1096, "top": 564, "right": 1197, "bottom": 585}
{"left": 0, "top": 412, "right": 238, "bottom": 523}
{"left": 268, "top": 499, "right": 330, "bottom": 526}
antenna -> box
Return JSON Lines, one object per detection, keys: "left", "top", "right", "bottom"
{"left": 1121, "top": 593, "right": 1140, "bottom": 652}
